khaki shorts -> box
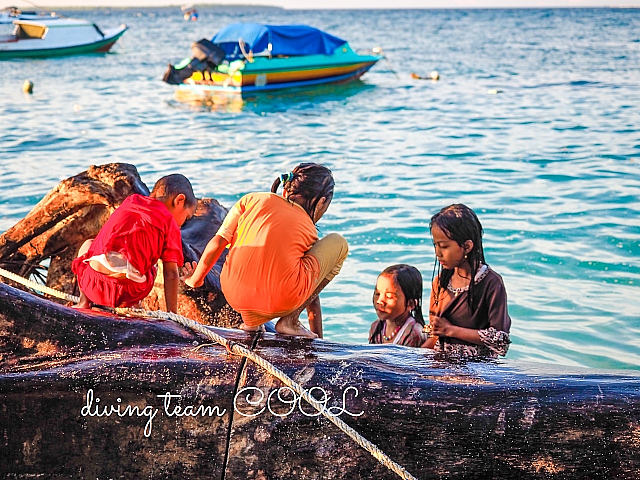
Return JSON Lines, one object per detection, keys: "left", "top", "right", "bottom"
{"left": 307, "top": 232, "right": 349, "bottom": 285}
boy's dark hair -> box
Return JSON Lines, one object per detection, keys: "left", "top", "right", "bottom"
{"left": 381, "top": 264, "right": 425, "bottom": 326}
{"left": 152, "top": 174, "right": 197, "bottom": 208}
{"left": 430, "top": 204, "right": 485, "bottom": 311}
{"left": 271, "top": 163, "right": 334, "bottom": 222}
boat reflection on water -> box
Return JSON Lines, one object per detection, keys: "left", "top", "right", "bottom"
{"left": 171, "top": 80, "right": 375, "bottom": 113}
{"left": 173, "top": 88, "right": 245, "bottom": 113}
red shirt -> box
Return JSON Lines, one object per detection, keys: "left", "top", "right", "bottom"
{"left": 85, "top": 194, "right": 183, "bottom": 276}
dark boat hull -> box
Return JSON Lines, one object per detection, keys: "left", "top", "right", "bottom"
{"left": 1, "top": 281, "right": 639, "bottom": 479}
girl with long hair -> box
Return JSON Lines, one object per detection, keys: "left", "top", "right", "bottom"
{"left": 422, "top": 204, "right": 511, "bottom": 357}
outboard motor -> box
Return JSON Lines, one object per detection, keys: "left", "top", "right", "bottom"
{"left": 191, "top": 38, "right": 225, "bottom": 67}
{"left": 163, "top": 39, "right": 227, "bottom": 85}
{"left": 163, "top": 63, "right": 192, "bottom": 85}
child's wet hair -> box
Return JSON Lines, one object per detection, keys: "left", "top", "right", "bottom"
{"left": 151, "top": 174, "right": 197, "bottom": 208}
{"left": 380, "top": 264, "right": 425, "bottom": 326}
{"left": 271, "top": 163, "right": 334, "bottom": 222}
{"left": 430, "top": 203, "right": 485, "bottom": 310}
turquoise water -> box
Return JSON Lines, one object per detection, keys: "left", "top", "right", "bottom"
{"left": 1, "top": 7, "right": 639, "bottom": 370}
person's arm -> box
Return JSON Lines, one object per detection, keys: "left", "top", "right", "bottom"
{"left": 421, "top": 278, "right": 441, "bottom": 349}
{"left": 420, "top": 320, "right": 438, "bottom": 348}
{"left": 430, "top": 314, "right": 482, "bottom": 345}
{"left": 306, "top": 295, "right": 322, "bottom": 338}
{"left": 477, "top": 275, "right": 511, "bottom": 356}
{"left": 163, "top": 261, "right": 180, "bottom": 313}
{"left": 184, "top": 235, "right": 228, "bottom": 288}
{"left": 369, "top": 319, "right": 381, "bottom": 344}
{"left": 421, "top": 335, "right": 438, "bottom": 349}
{"left": 404, "top": 322, "right": 427, "bottom": 348}
{"left": 423, "top": 272, "right": 486, "bottom": 347}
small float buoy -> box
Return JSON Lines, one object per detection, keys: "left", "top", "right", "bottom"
{"left": 22, "top": 80, "right": 33, "bottom": 94}
{"left": 411, "top": 71, "right": 439, "bottom": 81}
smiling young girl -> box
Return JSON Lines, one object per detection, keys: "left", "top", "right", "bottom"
{"left": 369, "top": 264, "right": 426, "bottom": 348}
{"left": 422, "top": 204, "right": 511, "bottom": 357}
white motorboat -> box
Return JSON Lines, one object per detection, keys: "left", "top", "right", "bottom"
{"left": 0, "top": 16, "right": 127, "bottom": 59}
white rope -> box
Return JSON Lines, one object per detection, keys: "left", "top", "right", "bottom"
{"left": 0, "top": 266, "right": 80, "bottom": 303}
{"left": 126, "top": 308, "right": 418, "bottom": 479}
{"left": 238, "top": 38, "right": 254, "bottom": 63}
{"left": 0, "top": 266, "right": 418, "bottom": 480}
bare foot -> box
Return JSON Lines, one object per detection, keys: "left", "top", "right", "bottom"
{"left": 275, "top": 317, "right": 318, "bottom": 339}
{"left": 240, "top": 323, "right": 264, "bottom": 333}
{"left": 71, "top": 302, "right": 91, "bottom": 310}
{"left": 72, "top": 292, "right": 91, "bottom": 310}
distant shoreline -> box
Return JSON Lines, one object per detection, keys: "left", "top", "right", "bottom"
{"left": 10, "top": 5, "right": 640, "bottom": 12}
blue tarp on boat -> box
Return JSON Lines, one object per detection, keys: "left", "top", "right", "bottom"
{"left": 211, "top": 23, "right": 347, "bottom": 60}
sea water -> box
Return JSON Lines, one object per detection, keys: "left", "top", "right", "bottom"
{"left": 0, "top": 7, "right": 638, "bottom": 370}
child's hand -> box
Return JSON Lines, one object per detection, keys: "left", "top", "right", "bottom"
{"left": 180, "top": 261, "right": 197, "bottom": 283}
{"left": 429, "top": 313, "right": 453, "bottom": 337}
{"left": 184, "top": 276, "right": 204, "bottom": 289}
{"left": 183, "top": 260, "right": 205, "bottom": 289}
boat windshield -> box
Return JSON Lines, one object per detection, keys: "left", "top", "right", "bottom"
{"left": 14, "top": 23, "right": 47, "bottom": 39}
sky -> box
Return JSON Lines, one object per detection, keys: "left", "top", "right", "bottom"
{"left": 4, "top": 0, "right": 640, "bottom": 9}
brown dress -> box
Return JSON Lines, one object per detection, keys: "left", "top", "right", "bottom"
{"left": 430, "top": 265, "right": 511, "bottom": 358}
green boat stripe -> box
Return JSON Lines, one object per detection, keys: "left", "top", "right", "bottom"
{"left": 0, "top": 31, "right": 124, "bottom": 58}
{"left": 243, "top": 61, "right": 378, "bottom": 75}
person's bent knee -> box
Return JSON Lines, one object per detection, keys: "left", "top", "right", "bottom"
{"left": 77, "top": 238, "right": 95, "bottom": 258}
{"left": 326, "top": 233, "right": 348, "bottom": 263}
{"left": 317, "top": 233, "right": 348, "bottom": 281}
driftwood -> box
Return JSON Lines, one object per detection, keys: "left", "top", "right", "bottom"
{"left": 0, "top": 281, "right": 639, "bottom": 480}
{"left": 0, "top": 163, "right": 148, "bottom": 287}
{"left": 0, "top": 163, "right": 241, "bottom": 328}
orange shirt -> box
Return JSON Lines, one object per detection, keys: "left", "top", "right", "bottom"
{"left": 217, "top": 192, "right": 320, "bottom": 317}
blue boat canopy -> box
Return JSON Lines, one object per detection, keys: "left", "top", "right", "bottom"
{"left": 211, "top": 23, "right": 347, "bottom": 60}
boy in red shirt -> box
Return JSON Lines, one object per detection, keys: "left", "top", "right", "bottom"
{"left": 72, "top": 174, "right": 197, "bottom": 313}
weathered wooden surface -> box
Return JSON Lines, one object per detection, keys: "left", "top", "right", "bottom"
{"left": 1, "top": 281, "right": 639, "bottom": 480}
{"left": 227, "top": 339, "right": 640, "bottom": 480}
{"left": 0, "top": 163, "right": 241, "bottom": 328}
{"left": 0, "top": 163, "right": 148, "bottom": 291}
{"left": 0, "top": 281, "right": 250, "bottom": 478}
